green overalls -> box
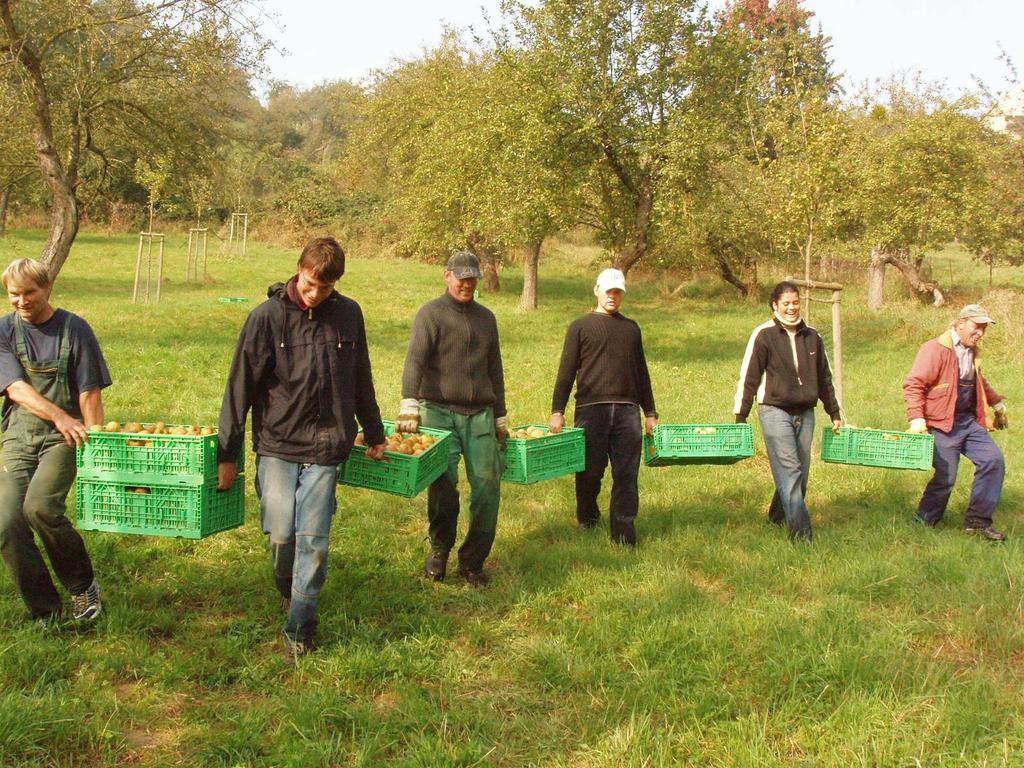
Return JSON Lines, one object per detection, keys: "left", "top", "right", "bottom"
{"left": 0, "top": 314, "right": 94, "bottom": 619}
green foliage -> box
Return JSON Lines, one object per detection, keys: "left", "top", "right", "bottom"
{"left": 0, "top": 230, "right": 1021, "bottom": 766}
{"left": 659, "top": 0, "right": 849, "bottom": 292}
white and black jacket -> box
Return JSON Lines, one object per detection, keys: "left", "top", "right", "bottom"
{"left": 733, "top": 317, "right": 841, "bottom": 421}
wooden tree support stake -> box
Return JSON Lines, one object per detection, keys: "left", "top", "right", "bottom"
{"left": 186, "top": 228, "right": 209, "bottom": 282}
{"left": 132, "top": 232, "right": 165, "bottom": 304}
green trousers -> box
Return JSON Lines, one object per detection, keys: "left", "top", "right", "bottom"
{"left": 421, "top": 403, "right": 504, "bottom": 572}
{"left": 0, "top": 429, "right": 92, "bottom": 618}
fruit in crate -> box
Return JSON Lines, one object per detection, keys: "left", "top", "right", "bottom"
{"left": 88, "top": 422, "right": 216, "bottom": 435}
{"left": 511, "top": 426, "right": 548, "bottom": 440}
{"left": 350, "top": 430, "right": 438, "bottom": 454}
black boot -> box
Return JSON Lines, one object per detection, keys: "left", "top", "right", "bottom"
{"left": 424, "top": 550, "right": 449, "bottom": 581}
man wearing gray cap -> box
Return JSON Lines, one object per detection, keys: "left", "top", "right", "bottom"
{"left": 903, "top": 304, "right": 1008, "bottom": 540}
{"left": 397, "top": 251, "right": 507, "bottom": 586}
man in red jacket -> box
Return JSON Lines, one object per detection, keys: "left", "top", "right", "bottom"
{"left": 903, "top": 304, "right": 1008, "bottom": 540}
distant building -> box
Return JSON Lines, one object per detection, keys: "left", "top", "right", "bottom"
{"left": 986, "top": 82, "right": 1024, "bottom": 137}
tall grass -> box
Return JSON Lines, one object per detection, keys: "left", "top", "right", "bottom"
{"left": 0, "top": 229, "right": 1021, "bottom": 767}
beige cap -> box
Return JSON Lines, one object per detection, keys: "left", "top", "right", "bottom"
{"left": 957, "top": 304, "right": 995, "bottom": 324}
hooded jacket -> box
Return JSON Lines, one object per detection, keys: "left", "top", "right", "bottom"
{"left": 734, "top": 317, "right": 842, "bottom": 420}
{"left": 218, "top": 279, "right": 385, "bottom": 465}
{"left": 903, "top": 329, "right": 1003, "bottom": 433}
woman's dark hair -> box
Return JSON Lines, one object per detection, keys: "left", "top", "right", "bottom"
{"left": 769, "top": 280, "right": 800, "bottom": 310}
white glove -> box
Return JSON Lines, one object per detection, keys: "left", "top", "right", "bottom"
{"left": 993, "top": 401, "right": 1008, "bottom": 430}
{"left": 396, "top": 398, "right": 420, "bottom": 434}
{"left": 908, "top": 418, "right": 928, "bottom": 434}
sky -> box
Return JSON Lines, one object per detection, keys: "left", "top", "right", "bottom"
{"left": 256, "top": 0, "right": 1023, "bottom": 100}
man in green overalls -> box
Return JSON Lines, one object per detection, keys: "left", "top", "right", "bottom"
{"left": 0, "top": 258, "right": 112, "bottom": 624}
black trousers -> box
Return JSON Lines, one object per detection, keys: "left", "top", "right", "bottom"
{"left": 574, "top": 403, "right": 642, "bottom": 544}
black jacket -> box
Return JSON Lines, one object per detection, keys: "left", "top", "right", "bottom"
{"left": 734, "top": 317, "right": 841, "bottom": 420}
{"left": 218, "top": 279, "right": 385, "bottom": 465}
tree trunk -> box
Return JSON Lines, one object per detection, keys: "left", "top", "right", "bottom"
{"left": 867, "top": 248, "right": 887, "bottom": 310}
{"left": 868, "top": 247, "right": 945, "bottom": 308}
{"left": 612, "top": 179, "right": 653, "bottom": 276}
{"left": 467, "top": 232, "right": 500, "bottom": 293}
{"left": 517, "top": 238, "right": 542, "bottom": 311}
{"left": 714, "top": 252, "right": 751, "bottom": 297}
{"left": 0, "top": 188, "right": 9, "bottom": 236}
{"left": 1, "top": 1, "right": 79, "bottom": 281}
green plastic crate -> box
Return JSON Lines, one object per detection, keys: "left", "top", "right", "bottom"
{"left": 338, "top": 421, "right": 451, "bottom": 498}
{"left": 821, "top": 427, "right": 934, "bottom": 471}
{"left": 77, "top": 424, "right": 239, "bottom": 484}
{"left": 644, "top": 423, "right": 754, "bottom": 466}
{"left": 75, "top": 474, "right": 245, "bottom": 539}
{"left": 502, "top": 425, "right": 584, "bottom": 484}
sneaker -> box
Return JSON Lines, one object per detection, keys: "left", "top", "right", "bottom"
{"left": 424, "top": 550, "right": 449, "bottom": 582}
{"left": 964, "top": 525, "right": 1006, "bottom": 542}
{"left": 72, "top": 580, "right": 102, "bottom": 622}
{"left": 458, "top": 568, "right": 491, "bottom": 588}
{"left": 282, "top": 633, "right": 316, "bottom": 665}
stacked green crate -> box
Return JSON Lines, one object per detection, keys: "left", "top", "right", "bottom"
{"left": 76, "top": 424, "right": 245, "bottom": 539}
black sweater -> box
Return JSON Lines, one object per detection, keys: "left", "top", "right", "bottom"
{"left": 551, "top": 311, "right": 657, "bottom": 416}
{"left": 734, "top": 317, "right": 841, "bottom": 420}
{"left": 401, "top": 293, "right": 506, "bottom": 417}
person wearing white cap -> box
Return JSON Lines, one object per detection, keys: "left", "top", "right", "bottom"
{"left": 549, "top": 267, "right": 657, "bottom": 546}
{"left": 903, "top": 304, "right": 1008, "bottom": 541}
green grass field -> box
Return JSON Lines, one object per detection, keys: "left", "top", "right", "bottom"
{"left": 0, "top": 229, "right": 1021, "bottom": 767}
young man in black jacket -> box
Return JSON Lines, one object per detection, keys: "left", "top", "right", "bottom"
{"left": 549, "top": 268, "right": 657, "bottom": 546}
{"left": 218, "top": 238, "right": 386, "bottom": 662}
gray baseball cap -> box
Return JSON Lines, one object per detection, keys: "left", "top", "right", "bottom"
{"left": 957, "top": 304, "right": 995, "bottom": 324}
{"left": 445, "top": 251, "right": 482, "bottom": 279}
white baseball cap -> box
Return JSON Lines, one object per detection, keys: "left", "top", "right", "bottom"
{"left": 595, "top": 268, "right": 626, "bottom": 293}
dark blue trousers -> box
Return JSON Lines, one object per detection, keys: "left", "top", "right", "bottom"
{"left": 574, "top": 403, "right": 642, "bottom": 544}
{"left": 917, "top": 414, "right": 1005, "bottom": 528}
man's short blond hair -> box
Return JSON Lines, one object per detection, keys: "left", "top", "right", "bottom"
{"left": 2, "top": 258, "right": 51, "bottom": 290}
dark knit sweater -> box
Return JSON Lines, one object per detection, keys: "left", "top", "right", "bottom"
{"left": 401, "top": 292, "right": 506, "bottom": 417}
{"left": 551, "top": 311, "right": 657, "bottom": 416}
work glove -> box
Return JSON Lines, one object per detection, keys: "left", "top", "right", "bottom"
{"left": 395, "top": 398, "right": 420, "bottom": 434}
{"left": 495, "top": 415, "right": 509, "bottom": 450}
{"left": 993, "top": 401, "right": 1008, "bottom": 430}
{"left": 908, "top": 418, "right": 928, "bottom": 434}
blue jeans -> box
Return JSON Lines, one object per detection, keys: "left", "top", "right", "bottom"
{"left": 256, "top": 456, "right": 338, "bottom": 642}
{"left": 758, "top": 405, "right": 815, "bottom": 540}
{"left": 917, "top": 414, "right": 1005, "bottom": 528}
{"left": 575, "top": 403, "right": 643, "bottom": 544}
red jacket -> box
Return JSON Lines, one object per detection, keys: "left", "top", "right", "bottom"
{"left": 903, "top": 329, "right": 1003, "bottom": 433}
